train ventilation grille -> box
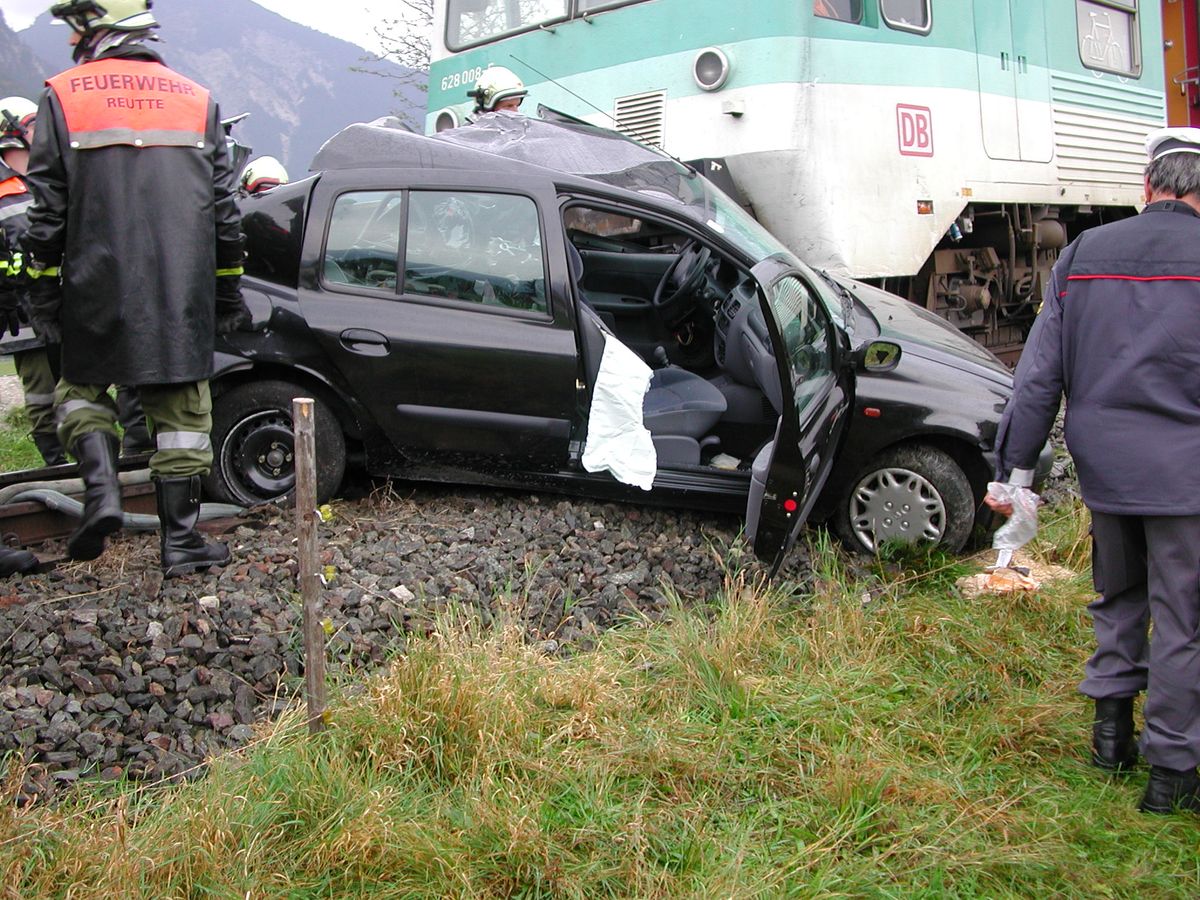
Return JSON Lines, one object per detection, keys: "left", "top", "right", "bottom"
{"left": 614, "top": 90, "right": 666, "bottom": 148}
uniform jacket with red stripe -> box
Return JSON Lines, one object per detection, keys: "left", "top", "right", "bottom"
{"left": 996, "top": 200, "right": 1200, "bottom": 514}
{"left": 22, "top": 42, "right": 241, "bottom": 385}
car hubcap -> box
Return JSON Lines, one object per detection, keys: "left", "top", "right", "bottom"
{"left": 219, "top": 409, "right": 296, "bottom": 505}
{"left": 848, "top": 466, "right": 946, "bottom": 552}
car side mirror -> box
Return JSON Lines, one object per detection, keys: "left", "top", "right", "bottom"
{"left": 853, "top": 340, "right": 902, "bottom": 373}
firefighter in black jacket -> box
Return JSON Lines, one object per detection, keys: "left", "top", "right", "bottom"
{"left": 22, "top": 0, "right": 250, "bottom": 576}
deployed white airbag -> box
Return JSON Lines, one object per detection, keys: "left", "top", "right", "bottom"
{"left": 582, "top": 334, "right": 657, "bottom": 490}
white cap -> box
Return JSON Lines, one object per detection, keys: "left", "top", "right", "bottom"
{"left": 1146, "top": 126, "right": 1200, "bottom": 161}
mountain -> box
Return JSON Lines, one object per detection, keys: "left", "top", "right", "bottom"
{"left": 16, "top": 0, "right": 425, "bottom": 171}
{"left": 0, "top": 9, "right": 50, "bottom": 98}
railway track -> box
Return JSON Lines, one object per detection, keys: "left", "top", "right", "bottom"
{"left": 0, "top": 454, "right": 239, "bottom": 551}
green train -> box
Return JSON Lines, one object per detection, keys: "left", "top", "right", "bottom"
{"left": 428, "top": 1, "right": 1166, "bottom": 360}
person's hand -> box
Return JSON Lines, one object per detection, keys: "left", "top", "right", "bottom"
{"left": 0, "top": 287, "right": 20, "bottom": 336}
{"left": 25, "top": 261, "right": 62, "bottom": 343}
{"left": 215, "top": 274, "right": 252, "bottom": 334}
{"left": 984, "top": 490, "right": 1014, "bottom": 517}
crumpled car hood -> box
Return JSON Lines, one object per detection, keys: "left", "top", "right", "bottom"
{"left": 838, "top": 277, "right": 1013, "bottom": 385}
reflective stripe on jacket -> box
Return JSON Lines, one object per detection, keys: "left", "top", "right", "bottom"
{"left": 47, "top": 58, "right": 209, "bottom": 150}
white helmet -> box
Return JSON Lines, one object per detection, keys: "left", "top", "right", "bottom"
{"left": 0, "top": 97, "right": 37, "bottom": 151}
{"left": 48, "top": 0, "right": 157, "bottom": 35}
{"left": 469, "top": 66, "right": 526, "bottom": 114}
{"left": 240, "top": 156, "right": 289, "bottom": 194}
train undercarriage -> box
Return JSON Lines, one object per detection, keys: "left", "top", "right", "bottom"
{"left": 873, "top": 202, "right": 1136, "bottom": 367}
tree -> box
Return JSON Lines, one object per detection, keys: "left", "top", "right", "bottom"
{"left": 355, "top": 0, "right": 432, "bottom": 96}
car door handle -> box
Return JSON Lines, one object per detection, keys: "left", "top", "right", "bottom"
{"left": 339, "top": 328, "right": 390, "bottom": 356}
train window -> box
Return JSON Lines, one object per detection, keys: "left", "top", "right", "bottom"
{"left": 446, "top": 0, "right": 568, "bottom": 50}
{"left": 1076, "top": 0, "right": 1141, "bottom": 77}
{"left": 880, "top": 0, "right": 931, "bottom": 34}
{"left": 813, "top": 0, "right": 861, "bottom": 23}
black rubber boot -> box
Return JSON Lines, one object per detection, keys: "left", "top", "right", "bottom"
{"left": 67, "top": 432, "right": 123, "bottom": 561}
{"left": 0, "top": 547, "right": 39, "bottom": 576}
{"left": 1092, "top": 696, "right": 1139, "bottom": 772}
{"left": 116, "top": 388, "right": 153, "bottom": 456}
{"left": 1139, "top": 766, "right": 1200, "bottom": 814}
{"left": 33, "top": 432, "right": 67, "bottom": 467}
{"left": 156, "top": 475, "right": 230, "bottom": 578}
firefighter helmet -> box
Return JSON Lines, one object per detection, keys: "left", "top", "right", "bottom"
{"left": 240, "top": 156, "right": 289, "bottom": 195}
{"left": 49, "top": 0, "right": 158, "bottom": 35}
{"left": 469, "top": 66, "right": 526, "bottom": 114}
{"left": 0, "top": 97, "right": 37, "bottom": 151}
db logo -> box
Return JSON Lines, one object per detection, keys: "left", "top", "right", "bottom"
{"left": 897, "top": 105, "right": 933, "bottom": 157}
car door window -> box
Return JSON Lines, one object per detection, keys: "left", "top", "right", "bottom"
{"left": 766, "top": 275, "right": 834, "bottom": 417}
{"left": 404, "top": 190, "right": 548, "bottom": 313}
{"left": 323, "top": 191, "right": 403, "bottom": 292}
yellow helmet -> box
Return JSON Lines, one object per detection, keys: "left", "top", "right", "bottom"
{"left": 240, "top": 156, "right": 289, "bottom": 194}
{"left": 469, "top": 66, "right": 526, "bottom": 114}
{"left": 49, "top": 0, "right": 157, "bottom": 35}
{"left": 0, "top": 97, "right": 37, "bottom": 151}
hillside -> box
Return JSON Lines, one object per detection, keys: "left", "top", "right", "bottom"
{"left": 16, "top": 0, "right": 425, "bottom": 171}
{"left": 0, "top": 9, "right": 49, "bottom": 98}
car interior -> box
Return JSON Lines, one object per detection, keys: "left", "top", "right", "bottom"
{"left": 564, "top": 203, "right": 787, "bottom": 472}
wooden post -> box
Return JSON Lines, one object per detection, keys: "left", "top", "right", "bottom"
{"left": 293, "top": 397, "right": 326, "bottom": 734}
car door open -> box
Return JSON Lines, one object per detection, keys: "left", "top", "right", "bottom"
{"left": 743, "top": 258, "right": 852, "bottom": 574}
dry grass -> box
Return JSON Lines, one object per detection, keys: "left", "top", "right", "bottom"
{"left": 2, "top": 499, "right": 1199, "bottom": 898}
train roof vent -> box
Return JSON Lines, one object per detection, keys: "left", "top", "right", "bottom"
{"left": 614, "top": 90, "right": 666, "bottom": 148}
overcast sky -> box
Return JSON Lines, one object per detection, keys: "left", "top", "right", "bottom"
{"left": 0, "top": 0, "right": 395, "bottom": 53}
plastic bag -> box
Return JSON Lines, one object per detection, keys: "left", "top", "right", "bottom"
{"left": 987, "top": 481, "right": 1040, "bottom": 554}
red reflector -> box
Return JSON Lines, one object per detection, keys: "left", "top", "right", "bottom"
{"left": 783, "top": 498, "right": 798, "bottom": 513}
{"left": 917, "top": 199, "right": 934, "bottom": 215}
{"left": 863, "top": 407, "right": 882, "bottom": 418}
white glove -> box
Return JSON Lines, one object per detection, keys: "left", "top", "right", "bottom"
{"left": 987, "top": 480, "right": 1040, "bottom": 559}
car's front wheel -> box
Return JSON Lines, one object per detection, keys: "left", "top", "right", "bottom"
{"left": 203, "top": 379, "right": 347, "bottom": 507}
{"left": 833, "top": 444, "right": 975, "bottom": 554}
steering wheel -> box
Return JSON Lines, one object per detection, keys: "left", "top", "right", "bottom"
{"left": 652, "top": 240, "right": 712, "bottom": 325}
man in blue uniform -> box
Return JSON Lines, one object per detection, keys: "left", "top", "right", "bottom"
{"left": 989, "top": 126, "right": 1200, "bottom": 815}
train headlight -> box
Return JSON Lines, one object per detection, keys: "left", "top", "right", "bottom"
{"left": 693, "top": 48, "right": 731, "bottom": 92}
{"left": 434, "top": 108, "right": 460, "bottom": 132}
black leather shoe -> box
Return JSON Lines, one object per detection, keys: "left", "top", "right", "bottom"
{"left": 156, "top": 475, "right": 230, "bottom": 578}
{"left": 67, "top": 432, "right": 123, "bottom": 561}
{"left": 1139, "top": 766, "right": 1200, "bottom": 814}
{"left": 1092, "top": 696, "right": 1138, "bottom": 772}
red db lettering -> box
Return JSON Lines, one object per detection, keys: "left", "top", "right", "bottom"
{"left": 896, "top": 105, "right": 934, "bottom": 157}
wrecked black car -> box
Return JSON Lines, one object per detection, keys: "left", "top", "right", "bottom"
{"left": 207, "top": 115, "right": 1047, "bottom": 570}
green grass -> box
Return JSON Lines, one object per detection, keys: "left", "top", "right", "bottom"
{"left": 2, "top": 503, "right": 1198, "bottom": 898}
{"left": 0, "top": 405, "right": 48, "bottom": 471}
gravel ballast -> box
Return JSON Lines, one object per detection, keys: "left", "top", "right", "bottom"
{"left": 0, "top": 482, "right": 797, "bottom": 802}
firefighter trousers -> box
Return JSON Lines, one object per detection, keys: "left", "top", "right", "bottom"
{"left": 56, "top": 380, "right": 213, "bottom": 478}
{"left": 13, "top": 347, "right": 58, "bottom": 442}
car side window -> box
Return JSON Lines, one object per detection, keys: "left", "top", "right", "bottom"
{"left": 766, "top": 275, "right": 834, "bottom": 417}
{"left": 404, "top": 190, "right": 548, "bottom": 313}
{"left": 323, "top": 191, "right": 403, "bottom": 292}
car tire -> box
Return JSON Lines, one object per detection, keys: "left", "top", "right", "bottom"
{"left": 204, "top": 379, "right": 347, "bottom": 507}
{"left": 833, "top": 444, "right": 975, "bottom": 554}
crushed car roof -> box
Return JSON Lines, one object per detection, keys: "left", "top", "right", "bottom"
{"left": 309, "top": 112, "right": 706, "bottom": 207}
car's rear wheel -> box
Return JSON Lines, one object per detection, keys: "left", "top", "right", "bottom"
{"left": 833, "top": 444, "right": 974, "bottom": 554}
{"left": 203, "top": 380, "right": 346, "bottom": 507}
